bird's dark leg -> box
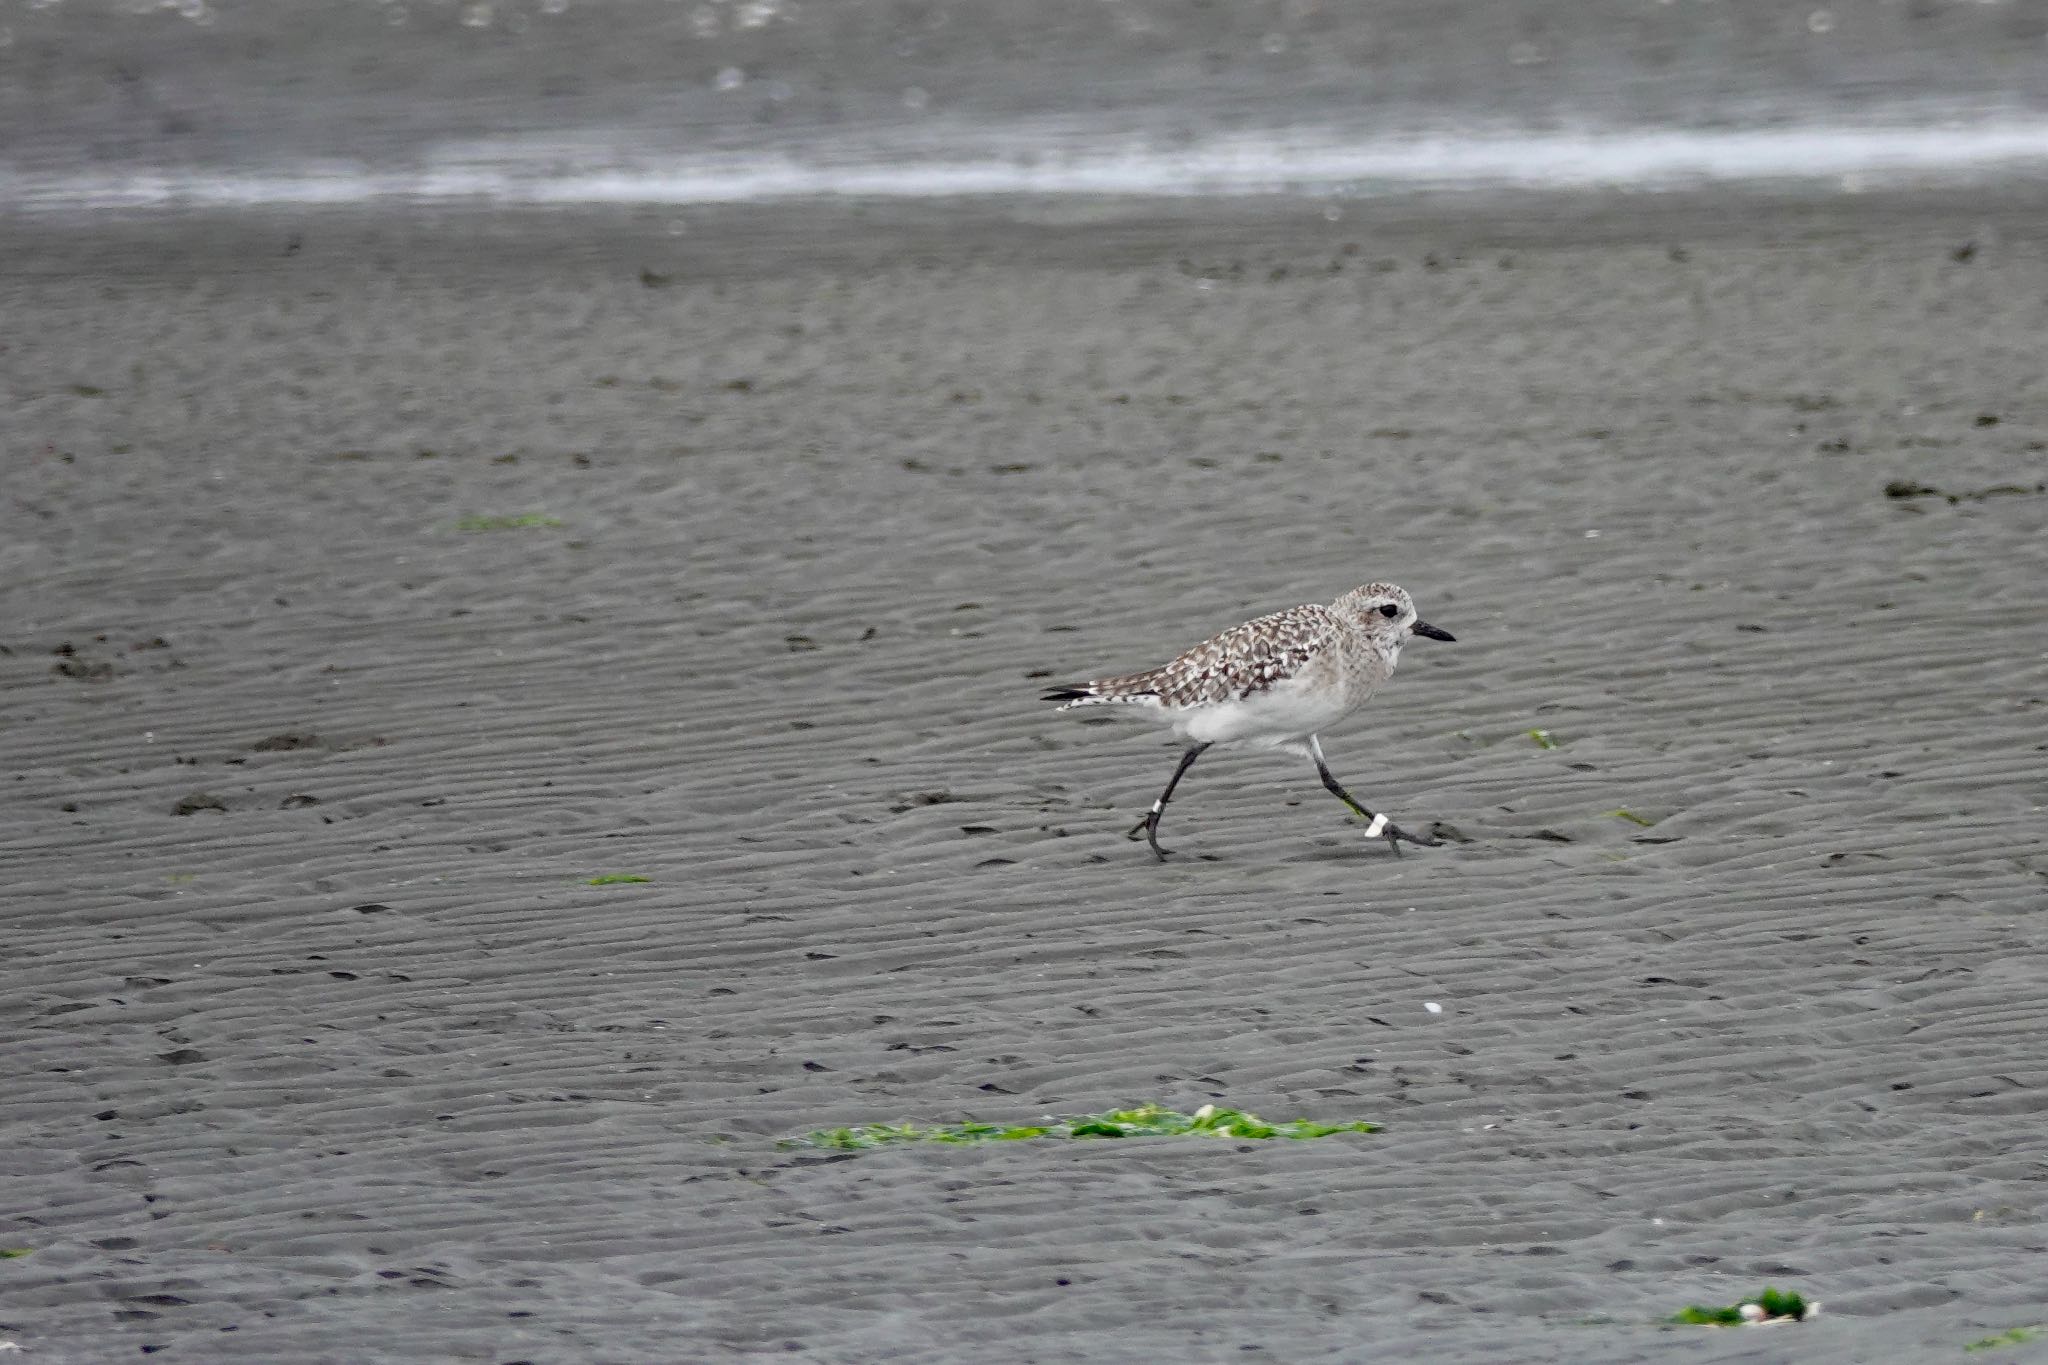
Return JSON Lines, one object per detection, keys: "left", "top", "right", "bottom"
{"left": 1124, "top": 742, "right": 1211, "bottom": 861}
{"left": 1306, "top": 735, "right": 1440, "bottom": 854}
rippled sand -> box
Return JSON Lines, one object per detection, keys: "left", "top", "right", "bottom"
{"left": 4, "top": 193, "right": 2046, "bottom": 1362}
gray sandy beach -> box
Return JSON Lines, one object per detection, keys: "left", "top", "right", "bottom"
{"left": 6, "top": 2, "right": 2048, "bottom": 1360}
{"left": 6, "top": 190, "right": 2047, "bottom": 1362}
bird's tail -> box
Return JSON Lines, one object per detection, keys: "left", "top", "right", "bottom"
{"left": 1043, "top": 674, "right": 1164, "bottom": 710}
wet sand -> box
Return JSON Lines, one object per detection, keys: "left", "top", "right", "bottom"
{"left": 3, "top": 192, "right": 2047, "bottom": 1362}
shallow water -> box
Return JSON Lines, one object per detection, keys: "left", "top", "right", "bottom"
{"left": 5, "top": 0, "right": 2048, "bottom": 211}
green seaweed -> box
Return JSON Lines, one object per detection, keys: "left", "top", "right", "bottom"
{"left": 784, "top": 1102, "right": 1378, "bottom": 1151}
{"left": 1672, "top": 1286, "right": 1813, "bottom": 1326}
{"left": 0, "top": 1248, "right": 31, "bottom": 1259}
{"left": 1528, "top": 728, "right": 1558, "bottom": 750}
{"left": 585, "top": 874, "right": 651, "bottom": 885}
{"left": 1605, "top": 808, "right": 1655, "bottom": 827}
{"left": 453, "top": 513, "right": 563, "bottom": 532}
{"left": 1966, "top": 1327, "right": 2044, "bottom": 1352}
{"left": 1672, "top": 1305, "right": 1744, "bottom": 1326}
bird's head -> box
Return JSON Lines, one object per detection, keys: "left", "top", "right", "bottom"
{"left": 1334, "top": 582, "right": 1455, "bottom": 645}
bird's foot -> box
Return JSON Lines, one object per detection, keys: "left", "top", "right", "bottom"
{"left": 1125, "top": 815, "right": 1172, "bottom": 861}
{"left": 1359, "top": 813, "right": 1441, "bottom": 854}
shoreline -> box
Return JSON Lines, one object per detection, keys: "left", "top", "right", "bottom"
{"left": 9, "top": 113, "right": 2048, "bottom": 216}
{"left": 11, "top": 180, "right": 2048, "bottom": 286}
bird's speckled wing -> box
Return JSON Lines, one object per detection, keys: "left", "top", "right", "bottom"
{"left": 1071, "top": 603, "right": 1340, "bottom": 708}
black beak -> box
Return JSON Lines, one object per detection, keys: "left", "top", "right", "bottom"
{"left": 1412, "top": 621, "right": 1455, "bottom": 642}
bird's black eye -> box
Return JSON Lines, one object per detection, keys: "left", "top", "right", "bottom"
{"left": 1378, "top": 603, "right": 1400, "bottom": 618}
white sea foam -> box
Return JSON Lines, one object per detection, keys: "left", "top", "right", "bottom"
{"left": 8, "top": 118, "right": 2048, "bottom": 212}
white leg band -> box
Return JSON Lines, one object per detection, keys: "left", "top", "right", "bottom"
{"left": 1364, "top": 813, "right": 1389, "bottom": 839}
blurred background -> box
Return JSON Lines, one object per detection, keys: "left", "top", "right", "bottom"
{"left": 5, "top": 0, "right": 2048, "bottom": 213}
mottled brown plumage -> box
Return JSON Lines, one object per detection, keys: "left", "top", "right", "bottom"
{"left": 1073, "top": 603, "right": 1341, "bottom": 708}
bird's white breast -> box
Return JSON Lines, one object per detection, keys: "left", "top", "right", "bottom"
{"left": 1172, "top": 673, "right": 1363, "bottom": 748}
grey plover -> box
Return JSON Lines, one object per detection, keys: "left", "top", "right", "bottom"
{"left": 1045, "top": 582, "right": 1454, "bottom": 859}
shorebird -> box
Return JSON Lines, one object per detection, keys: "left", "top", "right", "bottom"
{"left": 1045, "top": 582, "right": 1454, "bottom": 859}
